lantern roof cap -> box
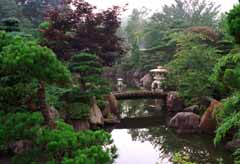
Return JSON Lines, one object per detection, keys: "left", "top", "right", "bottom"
{"left": 150, "top": 66, "right": 168, "bottom": 73}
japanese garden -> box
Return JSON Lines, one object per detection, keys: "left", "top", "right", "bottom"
{"left": 0, "top": 0, "right": 240, "bottom": 164}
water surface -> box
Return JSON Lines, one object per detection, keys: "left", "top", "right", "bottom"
{"left": 111, "top": 99, "right": 233, "bottom": 164}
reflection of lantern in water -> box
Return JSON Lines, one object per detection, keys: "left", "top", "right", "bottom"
{"left": 150, "top": 66, "right": 168, "bottom": 92}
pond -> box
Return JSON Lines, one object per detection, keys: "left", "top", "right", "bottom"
{"left": 111, "top": 99, "right": 233, "bottom": 164}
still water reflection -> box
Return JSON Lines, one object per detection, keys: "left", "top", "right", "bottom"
{"left": 111, "top": 99, "right": 233, "bottom": 164}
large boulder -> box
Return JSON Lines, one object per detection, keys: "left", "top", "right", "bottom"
{"left": 199, "top": 99, "right": 220, "bottom": 133}
{"left": 89, "top": 97, "right": 104, "bottom": 125}
{"left": 167, "top": 92, "right": 184, "bottom": 112}
{"left": 169, "top": 112, "right": 200, "bottom": 134}
{"left": 106, "top": 93, "right": 120, "bottom": 118}
{"left": 140, "top": 73, "right": 153, "bottom": 89}
{"left": 102, "top": 101, "right": 111, "bottom": 118}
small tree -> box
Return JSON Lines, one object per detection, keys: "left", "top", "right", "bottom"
{"left": 60, "top": 52, "right": 110, "bottom": 119}
{"left": 0, "top": 32, "right": 71, "bottom": 127}
{"left": 69, "top": 53, "right": 104, "bottom": 89}
{"left": 69, "top": 52, "right": 109, "bottom": 99}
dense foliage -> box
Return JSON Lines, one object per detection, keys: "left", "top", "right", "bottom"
{"left": 119, "top": 0, "right": 221, "bottom": 74}
{"left": 41, "top": 0, "right": 125, "bottom": 65}
{"left": 0, "top": 30, "right": 116, "bottom": 163}
{"left": 167, "top": 32, "right": 221, "bottom": 104}
{"left": 214, "top": 92, "right": 240, "bottom": 145}
{"left": 211, "top": 53, "right": 240, "bottom": 94}
{"left": 60, "top": 52, "right": 110, "bottom": 119}
{"left": 118, "top": 0, "right": 240, "bottom": 163}
{"left": 69, "top": 53, "right": 107, "bottom": 92}
{"left": 226, "top": 3, "right": 240, "bottom": 43}
{"left": 0, "top": 30, "right": 69, "bottom": 113}
{"left": 211, "top": 52, "right": 240, "bottom": 163}
{"left": 209, "top": 3, "right": 240, "bottom": 163}
{"left": 1, "top": 0, "right": 240, "bottom": 163}
{"left": 0, "top": 112, "right": 117, "bottom": 164}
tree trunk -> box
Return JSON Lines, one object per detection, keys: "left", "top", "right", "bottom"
{"left": 37, "top": 81, "right": 56, "bottom": 128}
{"left": 25, "top": 95, "right": 36, "bottom": 112}
{"left": 80, "top": 80, "right": 86, "bottom": 91}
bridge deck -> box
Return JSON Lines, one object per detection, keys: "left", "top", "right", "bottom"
{"left": 113, "top": 91, "right": 167, "bottom": 100}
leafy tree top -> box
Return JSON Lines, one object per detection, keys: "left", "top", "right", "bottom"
{"left": 148, "top": 0, "right": 220, "bottom": 30}
{"left": 41, "top": 0, "right": 125, "bottom": 65}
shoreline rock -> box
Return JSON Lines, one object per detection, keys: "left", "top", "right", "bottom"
{"left": 199, "top": 99, "right": 220, "bottom": 133}
{"left": 168, "top": 112, "right": 200, "bottom": 134}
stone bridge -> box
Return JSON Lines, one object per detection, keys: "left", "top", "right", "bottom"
{"left": 113, "top": 91, "right": 168, "bottom": 100}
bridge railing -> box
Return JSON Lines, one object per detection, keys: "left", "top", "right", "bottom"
{"left": 113, "top": 91, "right": 167, "bottom": 100}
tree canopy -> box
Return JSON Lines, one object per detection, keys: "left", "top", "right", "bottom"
{"left": 41, "top": 0, "right": 125, "bottom": 66}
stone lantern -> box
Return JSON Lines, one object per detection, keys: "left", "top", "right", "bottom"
{"left": 117, "top": 78, "right": 124, "bottom": 92}
{"left": 150, "top": 66, "right": 168, "bottom": 92}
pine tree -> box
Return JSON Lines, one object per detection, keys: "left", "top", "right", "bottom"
{"left": 0, "top": 31, "right": 71, "bottom": 127}
{"left": 60, "top": 52, "right": 110, "bottom": 120}
{"left": 69, "top": 52, "right": 109, "bottom": 95}
{"left": 0, "top": 17, "right": 20, "bottom": 32}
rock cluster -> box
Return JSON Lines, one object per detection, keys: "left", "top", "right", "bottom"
{"left": 70, "top": 93, "right": 120, "bottom": 131}
{"left": 168, "top": 98, "right": 220, "bottom": 134}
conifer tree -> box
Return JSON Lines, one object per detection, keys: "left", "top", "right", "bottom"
{"left": 69, "top": 52, "right": 109, "bottom": 96}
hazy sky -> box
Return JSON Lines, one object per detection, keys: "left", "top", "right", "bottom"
{"left": 86, "top": 0, "right": 239, "bottom": 17}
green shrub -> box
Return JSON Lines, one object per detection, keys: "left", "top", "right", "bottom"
{"left": 214, "top": 92, "right": 240, "bottom": 145}
{"left": 0, "top": 31, "right": 115, "bottom": 164}
{"left": 35, "top": 121, "right": 117, "bottom": 164}
{"left": 0, "top": 115, "right": 116, "bottom": 164}
{"left": 211, "top": 53, "right": 240, "bottom": 94}
{"left": 0, "top": 111, "right": 43, "bottom": 147}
